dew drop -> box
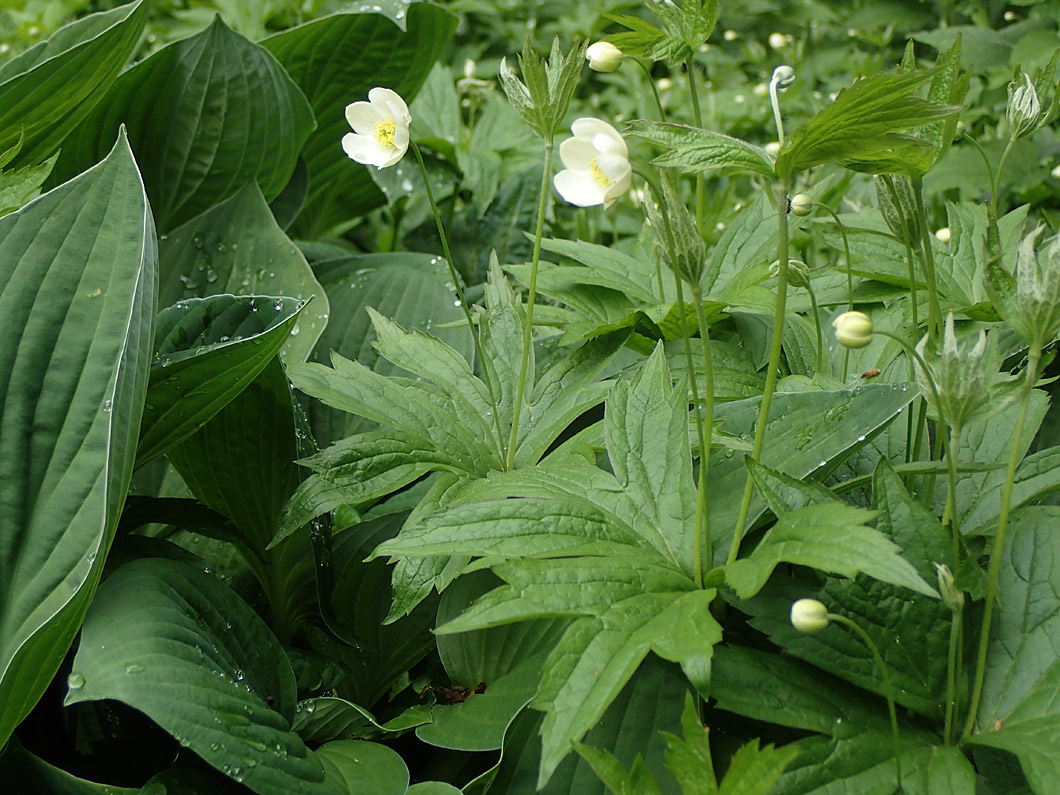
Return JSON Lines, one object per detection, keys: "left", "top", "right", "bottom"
{"left": 125, "top": 662, "right": 145, "bottom": 674}
{"left": 67, "top": 672, "right": 85, "bottom": 690}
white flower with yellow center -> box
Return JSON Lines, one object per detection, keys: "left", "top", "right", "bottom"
{"left": 553, "top": 118, "right": 631, "bottom": 209}
{"left": 342, "top": 87, "right": 411, "bottom": 169}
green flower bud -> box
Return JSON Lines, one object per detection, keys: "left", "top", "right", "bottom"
{"left": 789, "top": 193, "right": 812, "bottom": 216}
{"left": 953, "top": 120, "right": 966, "bottom": 141}
{"left": 833, "top": 311, "right": 873, "bottom": 349}
{"left": 586, "top": 41, "right": 623, "bottom": 73}
{"left": 1007, "top": 73, "right": 1042, "bottom": 140}
{"left": 791, "top": 599, "right": 830, "bottom": 633}
{"left": 935, "top": 563, "right": 964, "bottom": 613}
{"left": 770, "top": 258, "right": 810, "bottom": 289}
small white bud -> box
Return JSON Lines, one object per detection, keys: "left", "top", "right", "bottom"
{"left": 772, "top": 65, "right": 796, "bottom": 90}
{"left": 768, "top": 32, "right": 788, "bottom": 50}
{"left": 790, "top": 193, "right": 812, "bottom": 216}
{"left": 791, "top": 599, "right": 830, "bottom": 633}
{"left": 656, "top": 78, "right": 673, "bottom": 91}
{"left": 724, "top": 30, "right": 739, "bottom": 41}
{"left": 833, "top": 311, "right": 873, "bottom": 349}
{"left": 1052, "top": 164, "right": 1060, "bottom": 179}
{"left": 586, "top": 42, "right": 623, "bottom": 73}
{"left": 753, "top": 82, "right": 769, "bottom": 98}
{"left": 463, "top": 59, "right": 477, "bottom": 80}
{"left": 935, "top": 564, "right": 964, "bottom": 612}
{"left": 765, "top": 141, "right": 781, "bottom": 157}
{"left": 935, "top": 227, "right": 951, "bottom": 243}
{"left": 953, "top": 120, "right": 966, "bottom": 141}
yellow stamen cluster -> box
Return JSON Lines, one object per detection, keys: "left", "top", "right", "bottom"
{"left": 375, "top": 120, "right": 397, "bottom": 147}
{"left": 589, "top": 157, "right": 612, "bottom": 188}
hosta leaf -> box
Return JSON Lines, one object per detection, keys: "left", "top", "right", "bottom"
{"left": 0, "top": 737, "right": 138, "bottom": 793}
{"left": 964, "top": 507, "right": 1060, "bottom": 792}
{"left": 157, "top": 180, "right": 329, "bottom": 363}
{"left": 624, "top": 120, "right": 776, "bottom": 178}
{"left": 137, "top": 294, "right": 307, "bottom": 466}
{"left": 261, "top": 2, "right": 455, "bottom": 235}
{"left": 0, "top": 1, "right": 148, "bottom": 166}
{"left": 292, "top": 697, "right": 432, "bottom": 744}
{"left": 54, "top": 15, "right": 315, "bottom": 231}
{"left": 315, "top": 740, "right": 408, "bottom": 795}
{"left": 0, "top": 131, "right": 154, "bottom": 746}
{"left": 724, "top": 503, "right": 938, "bottom": 599}
{"left": 66, "top": 558, "right": 332, "bottom": 793}
{"left": 0, "top": 151, "right": 57, "bottom": 216}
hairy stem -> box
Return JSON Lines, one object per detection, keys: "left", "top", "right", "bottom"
{"left": 691, "top": 280, "right": 715, "bottom": 578}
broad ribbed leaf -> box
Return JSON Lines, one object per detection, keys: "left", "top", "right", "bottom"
{"left": 315, "top": 740, "right": 409, "bottom": 795}
{"left": 0, "top": 736, "right": 138, "bottom": 793}
{"left": 54, "top": 15, "right": 315, "bottom": 231}
{"left": 0, "top": 130, "right": 154, "bottom": 746}
{"left": 137, "top": 294, "right": 307, "bottom": 466}
{"left": 66, "top": 558, "right": 333, "bottom": 794}
{"left": 625, "top": 120, "right": 776, "bottom": 178}
{"left": 158, "top": 180, "right": 329, "bottom": 363}
{"left": 261, "top": 2, "right": 455, "bottom": 235}
{"left": 0, "top": 1, "right": 148, "bottom": 165}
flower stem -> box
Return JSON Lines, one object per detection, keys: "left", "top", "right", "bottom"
{"left": 729, "top": 179, "right": 789, "bottom": 563}
{"left": 686, "top": 57, "right": 706, "bottom": 232}
{"left": 911, "top": 176, "right": 942, "bottom": 338}
{"left": 635, "top": 58, "right": 667, "bottom": 121}
{"left": 828, "top": 613, "right": 902, "bottom": 790}
{"left": 506, "top": 137, "right": 554, "bottom": 470}
{"left": 943, "top": 606, "right": 962, "bottom": 745}
{"left": 411, "top": 140, "right": 504, "bottom": 451}
{"left": 942, "top": 425, "right": 962, "bottom": 563}
{"left": 815, "top": 202, "right": 853, "bottom": 379}
{"left": 963, "top": 343, "right": 1041, "bottom": 739}
{"left": 691, "top": 279, "right": 715, "bottom": 578}
{"left": 806, "top": 282, "right": 825, "bottom": 375}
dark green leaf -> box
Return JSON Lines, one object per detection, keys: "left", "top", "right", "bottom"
{"left": 625, "top": 121, "right": 776, "bottom": 179}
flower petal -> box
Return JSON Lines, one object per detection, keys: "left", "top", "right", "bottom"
{"left": 554, "top": 169, "right": 606, "bottom": 207}
{"left": 570, "top": 118, "right": 627, "bottom": 155}
{"left": 369, "top": 87, "right": 410, "bottom": 123}
{"left": 342, "top": 132, "right": 389, "bottom": 167}
{"left": 558, "top": 136, "right": 599, "bottom": 170}
{"left": 603, "top": 166, "right": 632, "bottom": 208}
{"left": 345, "top": 101, "right": 386, "bottom": 135}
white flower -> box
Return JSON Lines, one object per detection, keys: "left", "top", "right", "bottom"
{"left": 791, "top": 599, "right": 829, "bottom": 633}
{"left": 554, "top": 118, "right": 632, "bottom": 209}
{"left": 586, "top": 42, "right": 623, "bottom": 73}
{"left": 342, "top": 87, "right": 411, "bottom": 169}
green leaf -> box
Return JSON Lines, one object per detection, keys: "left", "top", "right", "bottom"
{"left": 965, "top": 507, "right": 1060, "bottom": 791}
{"left": 54, "top": 15, "right": 316, "bottom": 231}
{"left": 724, "top": 503, "right": 938, "bottom": 599}
{"left": 0, "top": 737, "right": 138, "bottom": 794}
{"left": 776, "top": 70, "right": 961, "bottom": 180}
{"left": 315, "top": 740, "right": 408, "bottom": 795}
{"left": 308, "top": 253, "right": 473, "bottom": 446}
{"left": 292, "top": 697, "right": 432, "bottom": 744}
{"left": 0, "top": 151, "right": 57, "bottom": 216}
{"left": 706, "top": 384, "right": 916, "bottom": 560}
{"left": 0, "top": 130, "right": 154, "bottom": 746}
{"left": 0, "top": 1, "right": 149, "bottom": 166}
{"left": 137, "top": 294, "right": 306, "bottom": 466}
{"left": 157, "top": 180, "right": 329, "bottom": 363}
{"left": 624, "top": 121, "right": 776, "bottom": 179}
{"left": 718, "top": 739, "right": 799, "bottom": 795}
{"left": 660, "top": 694, "right": 715, "bottom": 794}
{"left": 262, "top": 3, "right": 455, "bottom": 235}
{"left": 66, "top": 558, "right": 332, "bottom": 793}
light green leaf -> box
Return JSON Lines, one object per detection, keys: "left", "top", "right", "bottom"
{"left": 718, "top": 739, "right": 799, "bottom": 795}
{"left": 157, "top": 180, "right": 329, "bottom": 363}
{"left": 308, "top": 253, "right": 473, "bottom": 446}
{"left": 0, "top": 151, "right": 57, "bottom": 216}
{"left": 66, "top": 558, "right": 332, "bottom": 793}
{"left": 137, "top": 294, "right": 306, "bottom": 466}
{"left": 0, "top": 1, "right": 149, "bottom": 165}
{"left": 625, "top": 121, "right": 776, "bottom": 178}
{"left": 0, "top": 131, "right": 154, "bottom": 746}
{"left": 262, "top": 3, "right": 455, "bottom": 235}
{"left": 55, "top": 15, "right": 315, "bottom": 231}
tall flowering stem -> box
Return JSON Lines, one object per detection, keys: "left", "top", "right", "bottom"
{"left": 506, "top": 137, "right": 554, "bottom": 470}
{"left": 729, "top": 178, "right": 790, "bottom": 563}
{"left": 410, "top": 140, "right": 504, "bottom": 448}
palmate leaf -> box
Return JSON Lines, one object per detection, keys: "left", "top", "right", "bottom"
{"left": 377, "top": 347, "right": 720, "bottom": 784}
{"left": 0, "top": 130, "right": 154, "bottom": 746}
{"left": 775, "top": 70, "right": 962, "bottom": 181}
{"left": 624, "top": 121, "right": 776, "bottom": 179}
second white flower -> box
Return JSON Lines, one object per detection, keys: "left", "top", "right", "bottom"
{"left": 554, "top": 118, "right": 631, "bottom": 209}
